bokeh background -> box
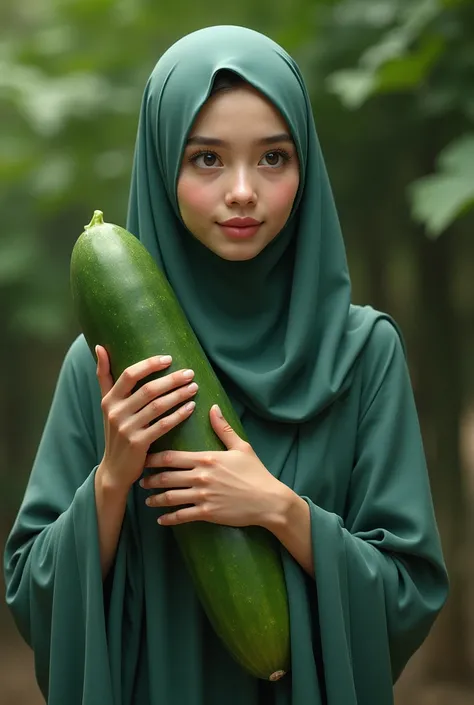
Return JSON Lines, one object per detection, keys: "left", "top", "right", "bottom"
{"left": 1, "top": 0, "right": 474, "bottom": 702}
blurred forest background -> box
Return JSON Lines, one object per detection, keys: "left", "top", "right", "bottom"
{"left": 1, "top": 0, "right": 474, "bottom": 702}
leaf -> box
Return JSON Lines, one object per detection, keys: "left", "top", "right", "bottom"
{"left": 332, "top": 0, "right": 399, "bottom": 29}
{"left": 361, "top": 0, "right": 441, "bottom": 70}
{"left": 375, "top": 34, "right": 444, "bottom": 90}
{"left": 399, "top": 0, "right": 441, "bottom": 39}
{"left": 361, "top": 30, "right": 407, "bottom": 70}
{"left": 0, "top": 63, "right": 114, "bottom": 136}
{"left": 326, "top": 69, "right": 376, "bottom": 109}
{"left": 409, "top": 134, "right": 474, "bottom": 236}
{"left": 328, "top": 0, "right": 443, "bottom": 106}
{"left": 437, "top": 133, "right": 474, "bottom": 174}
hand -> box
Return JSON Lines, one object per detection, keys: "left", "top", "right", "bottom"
{"left": 96, "top": 346, "right": 198, "bottom": 492}
{"left": 140, "top": 404, "right": 292, "bottom": 528}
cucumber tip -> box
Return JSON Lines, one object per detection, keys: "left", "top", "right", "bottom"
{"left": 269, "top": 670, "right": 286, "bottom": 682}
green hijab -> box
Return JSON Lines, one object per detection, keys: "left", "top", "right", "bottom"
{"left": 4, "top": 25, "right": 448, "bottom": 705}
{"left": 126, "top": 24, "right": 378, "bottom": 422}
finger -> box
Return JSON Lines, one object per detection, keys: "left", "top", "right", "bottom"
{"left": 96, "top": 345, "right": 114, "bottom": 398}
{"left": 112, "top": 355, "right": 174, "bottom": 399}
{"left": 127, "top": 370, "right": 197, "bottom": 416}
{"left": 146, "top": 450, "right": 206, "bottom": 469}
{"left": 141, "top": 400, "right": 196, "bottom": 445}
{"left": 141, "top": 469, "right": 201, "bottom": 489}
{"left": 145, "top": 487, "right": 197, "bottom": 508}
{"left": 158, "top": 505, "right": 208, "bottom": 526}
{"left": 210, "top": 405, "right": 249, "bottom": 452}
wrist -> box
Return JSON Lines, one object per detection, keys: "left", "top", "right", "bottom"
{"left": 95, "top": 461, "right": 132, "bottom": 502}
{"left": 259, "top": 482, "right": 300, "bottom": 534}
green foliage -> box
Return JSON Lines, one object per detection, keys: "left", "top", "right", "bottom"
{"left": 409, "top": 133, "right": 474, "bottom": 237}
{"left": 326, "top": 0, "right": 474, "bottom": 235}
{"left": 327, "top": 0, "right": 443, "bottom": 106}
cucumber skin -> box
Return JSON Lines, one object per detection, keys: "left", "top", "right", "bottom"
{"left": 70, "top": 216, "right": 290, "bottom": 680}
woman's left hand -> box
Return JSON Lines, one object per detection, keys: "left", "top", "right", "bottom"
{"left": 140, "top": 404, "right": 292, "bottom": 528}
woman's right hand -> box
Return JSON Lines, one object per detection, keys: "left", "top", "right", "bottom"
{"left": 96, "top": 345, "right": 198, "bottom": 492}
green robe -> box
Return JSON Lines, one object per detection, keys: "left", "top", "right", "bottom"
{"left": 4, "top": 25, "right": 448, "bottom": 705}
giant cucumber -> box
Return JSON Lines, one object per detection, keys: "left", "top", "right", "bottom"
{"left": 70, "top": 210, "right": 290, "bottom": 681}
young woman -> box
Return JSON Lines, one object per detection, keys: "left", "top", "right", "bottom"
{"left": 3, "top": 25, "right": 448, "bottom": 705}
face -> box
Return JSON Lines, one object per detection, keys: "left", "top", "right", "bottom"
{"left": 177, "top": 84, "right": 300, "bottom": 261}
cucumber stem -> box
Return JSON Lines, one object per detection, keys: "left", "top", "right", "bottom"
{"left": 84, "top": 210, "right": 105, "bottom": 230}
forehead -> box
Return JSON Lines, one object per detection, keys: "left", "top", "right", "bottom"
{"left": 189, "top": 85, "right": 290, "bottom": 137}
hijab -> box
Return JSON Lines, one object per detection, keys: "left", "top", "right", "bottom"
{"left": 126, "top": 24, "right": 380, "bottom": 424}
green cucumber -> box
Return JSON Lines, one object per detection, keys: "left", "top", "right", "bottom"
{"left": 70, "top": 210, "right": 290, "bottom": 681}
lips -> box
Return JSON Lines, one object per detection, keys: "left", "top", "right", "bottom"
{"left": 219, "top": 217, "right": 262, "bottom": 227}
{"left": 218, "top": 218, "right": 262, "bottom": 240}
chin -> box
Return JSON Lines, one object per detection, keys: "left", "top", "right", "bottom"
{"left": 212, "top": 243, "right": 265, "bottom": 262}
{"left": 206, "top": 233, "right": 271, "bottom": 262}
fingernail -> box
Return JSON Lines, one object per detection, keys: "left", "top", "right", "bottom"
{"left": 183, "top": 369, "right": 194, "bottom": 379}
{"left": 214, "top": 404, "right": 223, "bottom": 418}
{"left": 139, "top": 478, "right": 145, "bottom": 488}
{"left": 185, "top": 401, "right": 196, "bottom": 412}
{"left": 159, "top": 355, "right": 172, "bottom": 364}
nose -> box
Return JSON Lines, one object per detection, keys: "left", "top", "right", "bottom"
{"left": 224, "top": 166, "right": 257, "bottom": 207}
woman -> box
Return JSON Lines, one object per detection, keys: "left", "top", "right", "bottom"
{"left": 3, "top": 25, "right": 448, "bottom": 705}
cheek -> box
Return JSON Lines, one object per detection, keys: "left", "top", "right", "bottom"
{"left": 177, "top": 177, "right": 215, "bottom": 223}
{"left": 267, "top": 176, "right": 299, "bottom": 218}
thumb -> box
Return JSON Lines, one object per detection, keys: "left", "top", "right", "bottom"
{"left": 96, "top": 345, "right": 114, "bottom": 398}
{"left": 210, "top": 405, "right": 248, "bottom": 451}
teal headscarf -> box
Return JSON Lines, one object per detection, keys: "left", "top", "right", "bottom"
{"left": 126, "top": 24, "right": 378, "bottom": 421}
{"left": 4, "top": 25, "right": 447, "bottom": 705}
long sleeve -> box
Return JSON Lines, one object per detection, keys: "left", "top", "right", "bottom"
{"left": 303, "top": 320, "right": 448, "bottom": 704}
{"left": 3, "top": 336, "right": 117, "bottom": 703}
{"left": 3, "top": 324, "right": 449, "bottom": 705}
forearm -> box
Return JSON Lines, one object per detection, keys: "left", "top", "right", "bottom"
{"left": 263, "top": 487, "right": 314, "bottom": 577}
{"left": 94, "top": 463, "right": 130, "bottom": 580}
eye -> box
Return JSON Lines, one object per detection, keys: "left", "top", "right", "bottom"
{"left": 189, "top": 151, "right": 222, "bottom": 168}
{"left": 260, "top": 150, "right": 292, "bottom": 168}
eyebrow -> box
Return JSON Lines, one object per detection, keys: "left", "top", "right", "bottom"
{"left": 186, "top": 133, "right": 293, "bottom": 147}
